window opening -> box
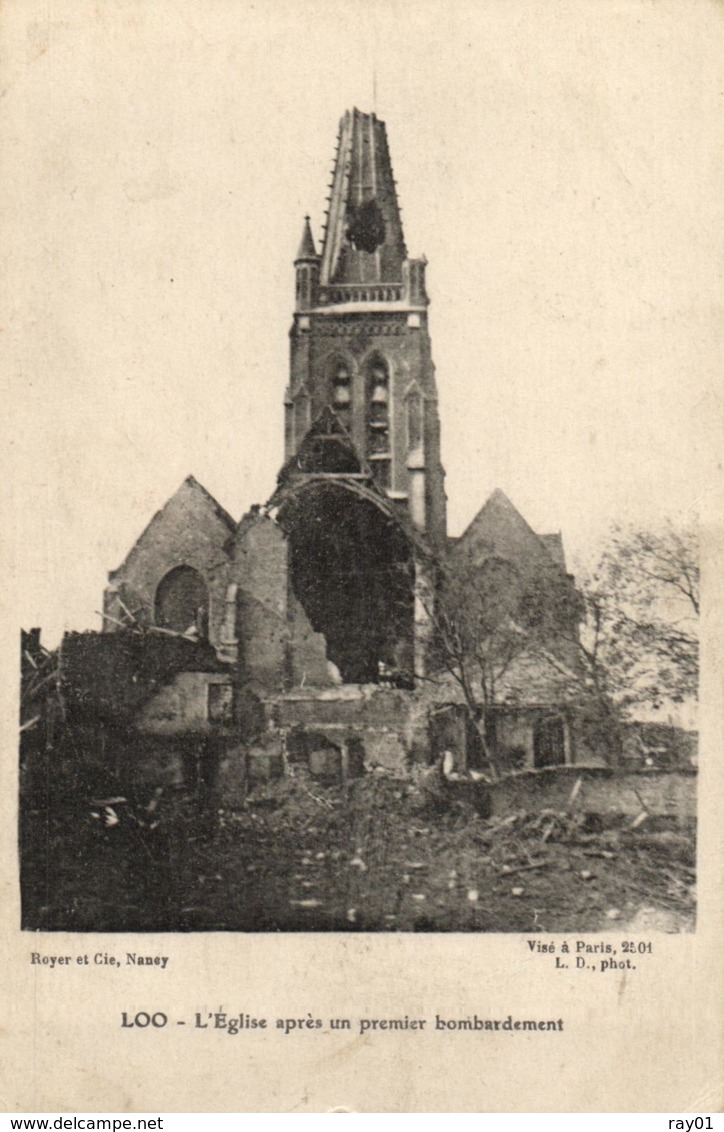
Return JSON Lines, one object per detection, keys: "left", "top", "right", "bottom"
{"left": 330, "top": 363, "right": 352, "bottom": 431}
{"left": 367, "top": 359, "right": 391, "bottom": 487}
{"left": 154, "top": 565, "right": 208, "bottom": 637}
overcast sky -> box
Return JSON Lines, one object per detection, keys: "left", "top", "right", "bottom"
{"left": 3, "top": 0, "right": 722, "bottom": 644}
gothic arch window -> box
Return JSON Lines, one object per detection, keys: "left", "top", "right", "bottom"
{"left": 365, "top": 354, "right": 391, "bottom": 488}
{"left": 154, "top": 565, "right": 208, "bottom": 636}
{"left": 328, "top": 358, "right": 352, "bottom": 432}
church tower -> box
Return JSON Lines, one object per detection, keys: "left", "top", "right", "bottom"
{"left": 285, "top": 108, "right": 447, "bottom": 548}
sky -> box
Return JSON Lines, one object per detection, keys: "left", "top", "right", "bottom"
{"left": 2, "top": 0, "right": 723, "bottom": 645}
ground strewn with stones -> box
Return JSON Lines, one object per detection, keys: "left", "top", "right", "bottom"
{"left": 20, "top": 769, "right": 695, "bottom": 934}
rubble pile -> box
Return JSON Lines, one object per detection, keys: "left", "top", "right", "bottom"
{"left": 173, "top": 768, "right": 696, "bottom": 933}
{"left": 21, "top": 760, "right": 696, "bottom": 934}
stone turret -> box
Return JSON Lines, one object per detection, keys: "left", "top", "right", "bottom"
{"left": 294, "top": 215, "right": 320, "bottom": 311}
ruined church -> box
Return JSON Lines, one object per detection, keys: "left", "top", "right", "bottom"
{"left": 90, "top": 108, "right": 592, "bottom": 789}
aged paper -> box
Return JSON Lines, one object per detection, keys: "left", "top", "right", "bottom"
{"left": 1, "top": 0, "right": 723, "bottom": 1113}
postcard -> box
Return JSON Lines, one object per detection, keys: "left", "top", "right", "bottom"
{"left": 1, "top": 0, "right": 722, "bottom": 1113}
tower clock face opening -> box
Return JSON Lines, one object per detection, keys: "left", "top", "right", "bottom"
{"left": 345, "top": 199, "right": 386, "bottom": 253}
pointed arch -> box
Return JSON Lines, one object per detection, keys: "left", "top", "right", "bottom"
{"left": 359, "top": 346, "right": 394, "bottom": 377}
{"left": 321, "top": 347, "right": 357, "bottom": 380}
{"left": 321, "top": 348, "right": 356, "bottom": 431}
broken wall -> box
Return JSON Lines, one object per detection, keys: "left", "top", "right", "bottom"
{"left": 264, "top": 685, "right": 418, "bottom": 774}
{"left": 59, "top": 631, "right": 226, "bottom": 722}
{"left": 488, "top": 766, "right": 697, "bottom": 824}
{"left": 229, "top": 512, "right": 290, "bottom": 690}
{"left": 54, "top": 631, "right": 235, "bottom": 796}
{"left": 137, "top": 672, "right": 235, "bottom": 735}
{"left": 287, "top": 591, "right": 334, "bottom": 688}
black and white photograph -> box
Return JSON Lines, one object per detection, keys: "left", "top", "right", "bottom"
{"left": 3, "top": 0, "right": 722, "bottom": 1113}
{"left": 14, "top": 11, "right": 703, "bottom": 938}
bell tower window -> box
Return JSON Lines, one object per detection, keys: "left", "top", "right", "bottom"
{"left": 366, "top": 357, "right": 391, "bottom": 487}
{"left": 330, "top": 363, "right": 352, "bottom": 432}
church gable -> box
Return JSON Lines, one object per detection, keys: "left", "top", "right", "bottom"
{"left": 451, "top": 489, "right": 566, "bottom": 581}
{"left": 449, "top": 488, "right": 581, "bottom": 649}
{"left": 103, "top": 476, "right": 235, "bottom": 646}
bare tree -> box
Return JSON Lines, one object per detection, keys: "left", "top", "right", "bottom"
{"left": 582, "top": 520, "right": 699, "bottom": 713}
{"left": 419, "top": 551, "right": 581, "bottom": 779}
{"left": 409, "top": 517, "right": 698, "bottom": 781}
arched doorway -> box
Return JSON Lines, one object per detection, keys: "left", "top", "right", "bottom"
{"left": 154, "top": 565, "right": 208, "bottom": 636}
{"left": 278, "top": 481, "right": 415, "bottom": 685}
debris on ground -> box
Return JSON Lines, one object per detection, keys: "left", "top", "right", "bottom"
{"left": 20, "top": 765, "right": 696, "bottom": 933}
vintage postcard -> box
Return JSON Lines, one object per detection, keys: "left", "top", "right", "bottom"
{"left": 1, "top": 0, "right": 722, "bottom": 1113}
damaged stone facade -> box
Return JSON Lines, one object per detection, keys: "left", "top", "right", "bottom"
{"left": 87, "top": 108, "right": 598, "bottom": 793}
